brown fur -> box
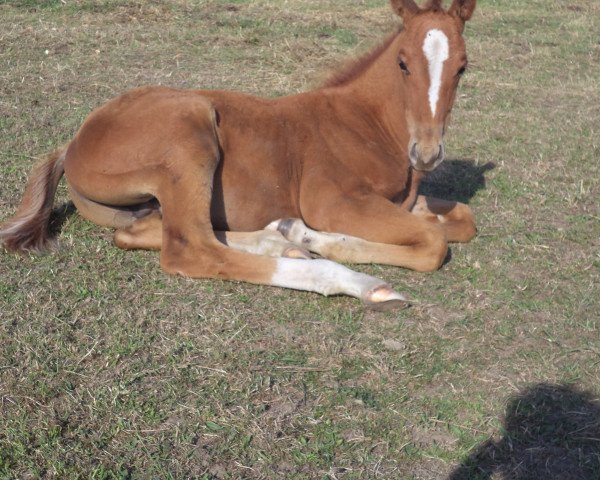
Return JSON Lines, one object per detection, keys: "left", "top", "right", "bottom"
{"left": 1, "top": 0, "right": 478, "bottom": 302}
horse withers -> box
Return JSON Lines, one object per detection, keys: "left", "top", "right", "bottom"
{"left": 0, "top": 0, "right": 477, "bottom": 309}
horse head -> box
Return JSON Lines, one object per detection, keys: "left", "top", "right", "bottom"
{"left": 391, "top": 0, "right": 476, "bottom": 172}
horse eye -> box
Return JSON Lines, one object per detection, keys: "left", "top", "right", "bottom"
{"left": 457, "top": 65, "right": 467, "bottom": 76}
{"left": 399, "top": 60, "right": 410, "bottom": 74}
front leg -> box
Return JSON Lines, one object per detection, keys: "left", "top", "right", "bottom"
{"left": 411, "top": 195, "right": 476, "bottom": 243}
{"left": 296, "top": 180, "right": 448, "bottom": 272}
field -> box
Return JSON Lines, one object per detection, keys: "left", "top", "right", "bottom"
{"left": 1, "top": 0, "right": 599, "bottom": 478}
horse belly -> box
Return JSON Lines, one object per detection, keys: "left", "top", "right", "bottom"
{"left": 211, "top": 180, "right": 296, "bottom": 232}
{"left": 211, "top": 158, "right": 297, "bottom": 232}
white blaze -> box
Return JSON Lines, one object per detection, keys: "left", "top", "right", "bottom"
{"left": 423, "top": 29, "right": 449, "bottom": 118}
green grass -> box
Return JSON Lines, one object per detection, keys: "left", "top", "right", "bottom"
{"left": 1, "top": 0, "right": 599, "bottom": 478}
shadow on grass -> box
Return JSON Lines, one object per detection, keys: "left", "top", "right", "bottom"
{"left": 450, "top": 383, "right": 600, "bottom": 480}
{"left": 48, "top": 201, "right": 76, "bottom": 239}
{"left": 420, "top": 159, "right": 495, "bottom": 204}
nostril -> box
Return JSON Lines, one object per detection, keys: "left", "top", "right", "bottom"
{"left": 438, "top": 143, "right": 445, "bottom": 162}
{"left": 410, "top": 142, "right": 418, "bottom": 159}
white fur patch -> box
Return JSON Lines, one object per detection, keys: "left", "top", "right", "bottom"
{"left": 423, "top": 29, "right": 449, "bottom": 117}
{"left": 270, "top": 257, "right": 382, "bottom": 299}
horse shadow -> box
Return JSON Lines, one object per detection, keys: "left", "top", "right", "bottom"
{"left": 48, "top": 202, "right": 77, "bottom": 239}
{"left": 419, "top": 159, "right": 495, "bottom": 204}
{"left": 449, "top": 383, "right": 600, "bottom": 480}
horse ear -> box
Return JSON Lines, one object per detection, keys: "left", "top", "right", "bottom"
{"left": 448, "top": 0, "right": 477, "bottom": 22}
{"left": 390, "top": 0, "right": 420, "bottom": 21}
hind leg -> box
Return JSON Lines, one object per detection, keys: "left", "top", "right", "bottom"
{"left": 71, "top": 185, "right": 310, "bottom": 258}
{"left": 154, "top": 158, "right": 402, "bottom": 306}
{"left": 69, "top": 184, "right": 159, "bottom": 229}
{"left": 63, "top": 91, "right": 405, "bottom": 306}
{"left": 216, "top": 231, "right": 311, "bottom": 259}
{"left": 139, "top": 138, "right": 404, "bottom": 305}
{"left": 114, "top": 210, "right": 311, "bottom": 259}
{"left": 113, "top": 211, "right": 163, "bottom": 250}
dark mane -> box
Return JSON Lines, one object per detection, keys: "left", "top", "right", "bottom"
{"left": 322, "top": 28, "right": 401, "bottom": 88}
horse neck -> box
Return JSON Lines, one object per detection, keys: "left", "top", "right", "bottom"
{"left": 328, "top": 33, "right": 409, "bottom": 150}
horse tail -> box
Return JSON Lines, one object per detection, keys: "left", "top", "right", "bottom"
{"left": 0, "top": 146, "right": 67, "bottom": 253}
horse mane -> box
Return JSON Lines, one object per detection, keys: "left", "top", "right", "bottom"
{"left": 322, "top": 28, "right": 401, "bottom": 88}
{"left": 425, "top": 0, "right": 443, "bottom": 10}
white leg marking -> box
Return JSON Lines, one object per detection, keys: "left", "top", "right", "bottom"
{"left": 270, "top": 258, "right": 382, "bottom": 298}
{"left": 266, "top": 219, "right": 361, "bottom": 254}
{"left": 266, "top": 220, "right": 409, "bottom": 306}
{"left": 218, "top": 231, "right": 310, "bottom": 258}
{"left": 423, "top": 29, "right": 449, "bottom": 118}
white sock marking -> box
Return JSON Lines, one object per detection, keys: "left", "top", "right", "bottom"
{"left": 270, "top": 257, "right": 384, "bottom": 299}
{"left": 423, "top": 29, "right": 449, "bottom": 118}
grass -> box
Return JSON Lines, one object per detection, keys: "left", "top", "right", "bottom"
{"left": 1, "top": 0, "right": 599, "bottom": 478}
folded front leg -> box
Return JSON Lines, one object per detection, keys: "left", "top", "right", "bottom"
{"left": 411, "top": 195, "right": 476, "bottom": 243}
{"left": 297, "top": 180, "right": 448, "bottom": 272}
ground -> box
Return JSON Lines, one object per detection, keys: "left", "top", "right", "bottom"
{"left": 1, "top": 0, "right": 599, "bottom": 479}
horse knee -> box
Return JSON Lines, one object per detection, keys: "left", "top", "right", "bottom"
{"left": 415, "top": 227, "right": 448, "bottom": 272}
{"left": 445, "top": 204, "right": 476, "bottom": 243}
{"left": 460, "top": 218, "right": 477, "bottom": 243}
{"left": 459, "top": 206, "right": 477, "bottom": 242}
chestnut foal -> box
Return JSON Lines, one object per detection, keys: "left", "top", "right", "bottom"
{"left": 1, "top": 0, "right": 477, "bottom": 309}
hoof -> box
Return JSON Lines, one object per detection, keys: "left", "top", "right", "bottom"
{"left": 265, "top": 220, "right": 280, "bottom": 232}
{"left": 265, "top": 218, "right": 296, "bottom": 238}
{"left": 114, "top": 230, "right": 133, "bottom": 250}
{"left": 363, "top": 285, "right": 409, "bottom": 311}
{"left": 282, "top": 245, "right": 312, "bottom": 260}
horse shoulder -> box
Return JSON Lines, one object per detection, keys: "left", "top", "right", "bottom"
{"left": 292, "top": 92, "right": 410, "bottom": 201}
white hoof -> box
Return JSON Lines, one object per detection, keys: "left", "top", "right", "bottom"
{"left": 282, "top": 245, "right": 312, "bottom": 260}
{"left": 265, "top": 219, "right": 281, "bottom": 232}
{"left": 363, "top": 285, "right": 408, "bottom": 311}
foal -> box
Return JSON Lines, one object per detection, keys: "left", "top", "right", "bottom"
{"left": 1, "top": 0, "right": 477, "bottom": 309}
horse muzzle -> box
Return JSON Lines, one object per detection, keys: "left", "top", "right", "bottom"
{"left": 409, "top": 140, "right": 445, "bottom": 172}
